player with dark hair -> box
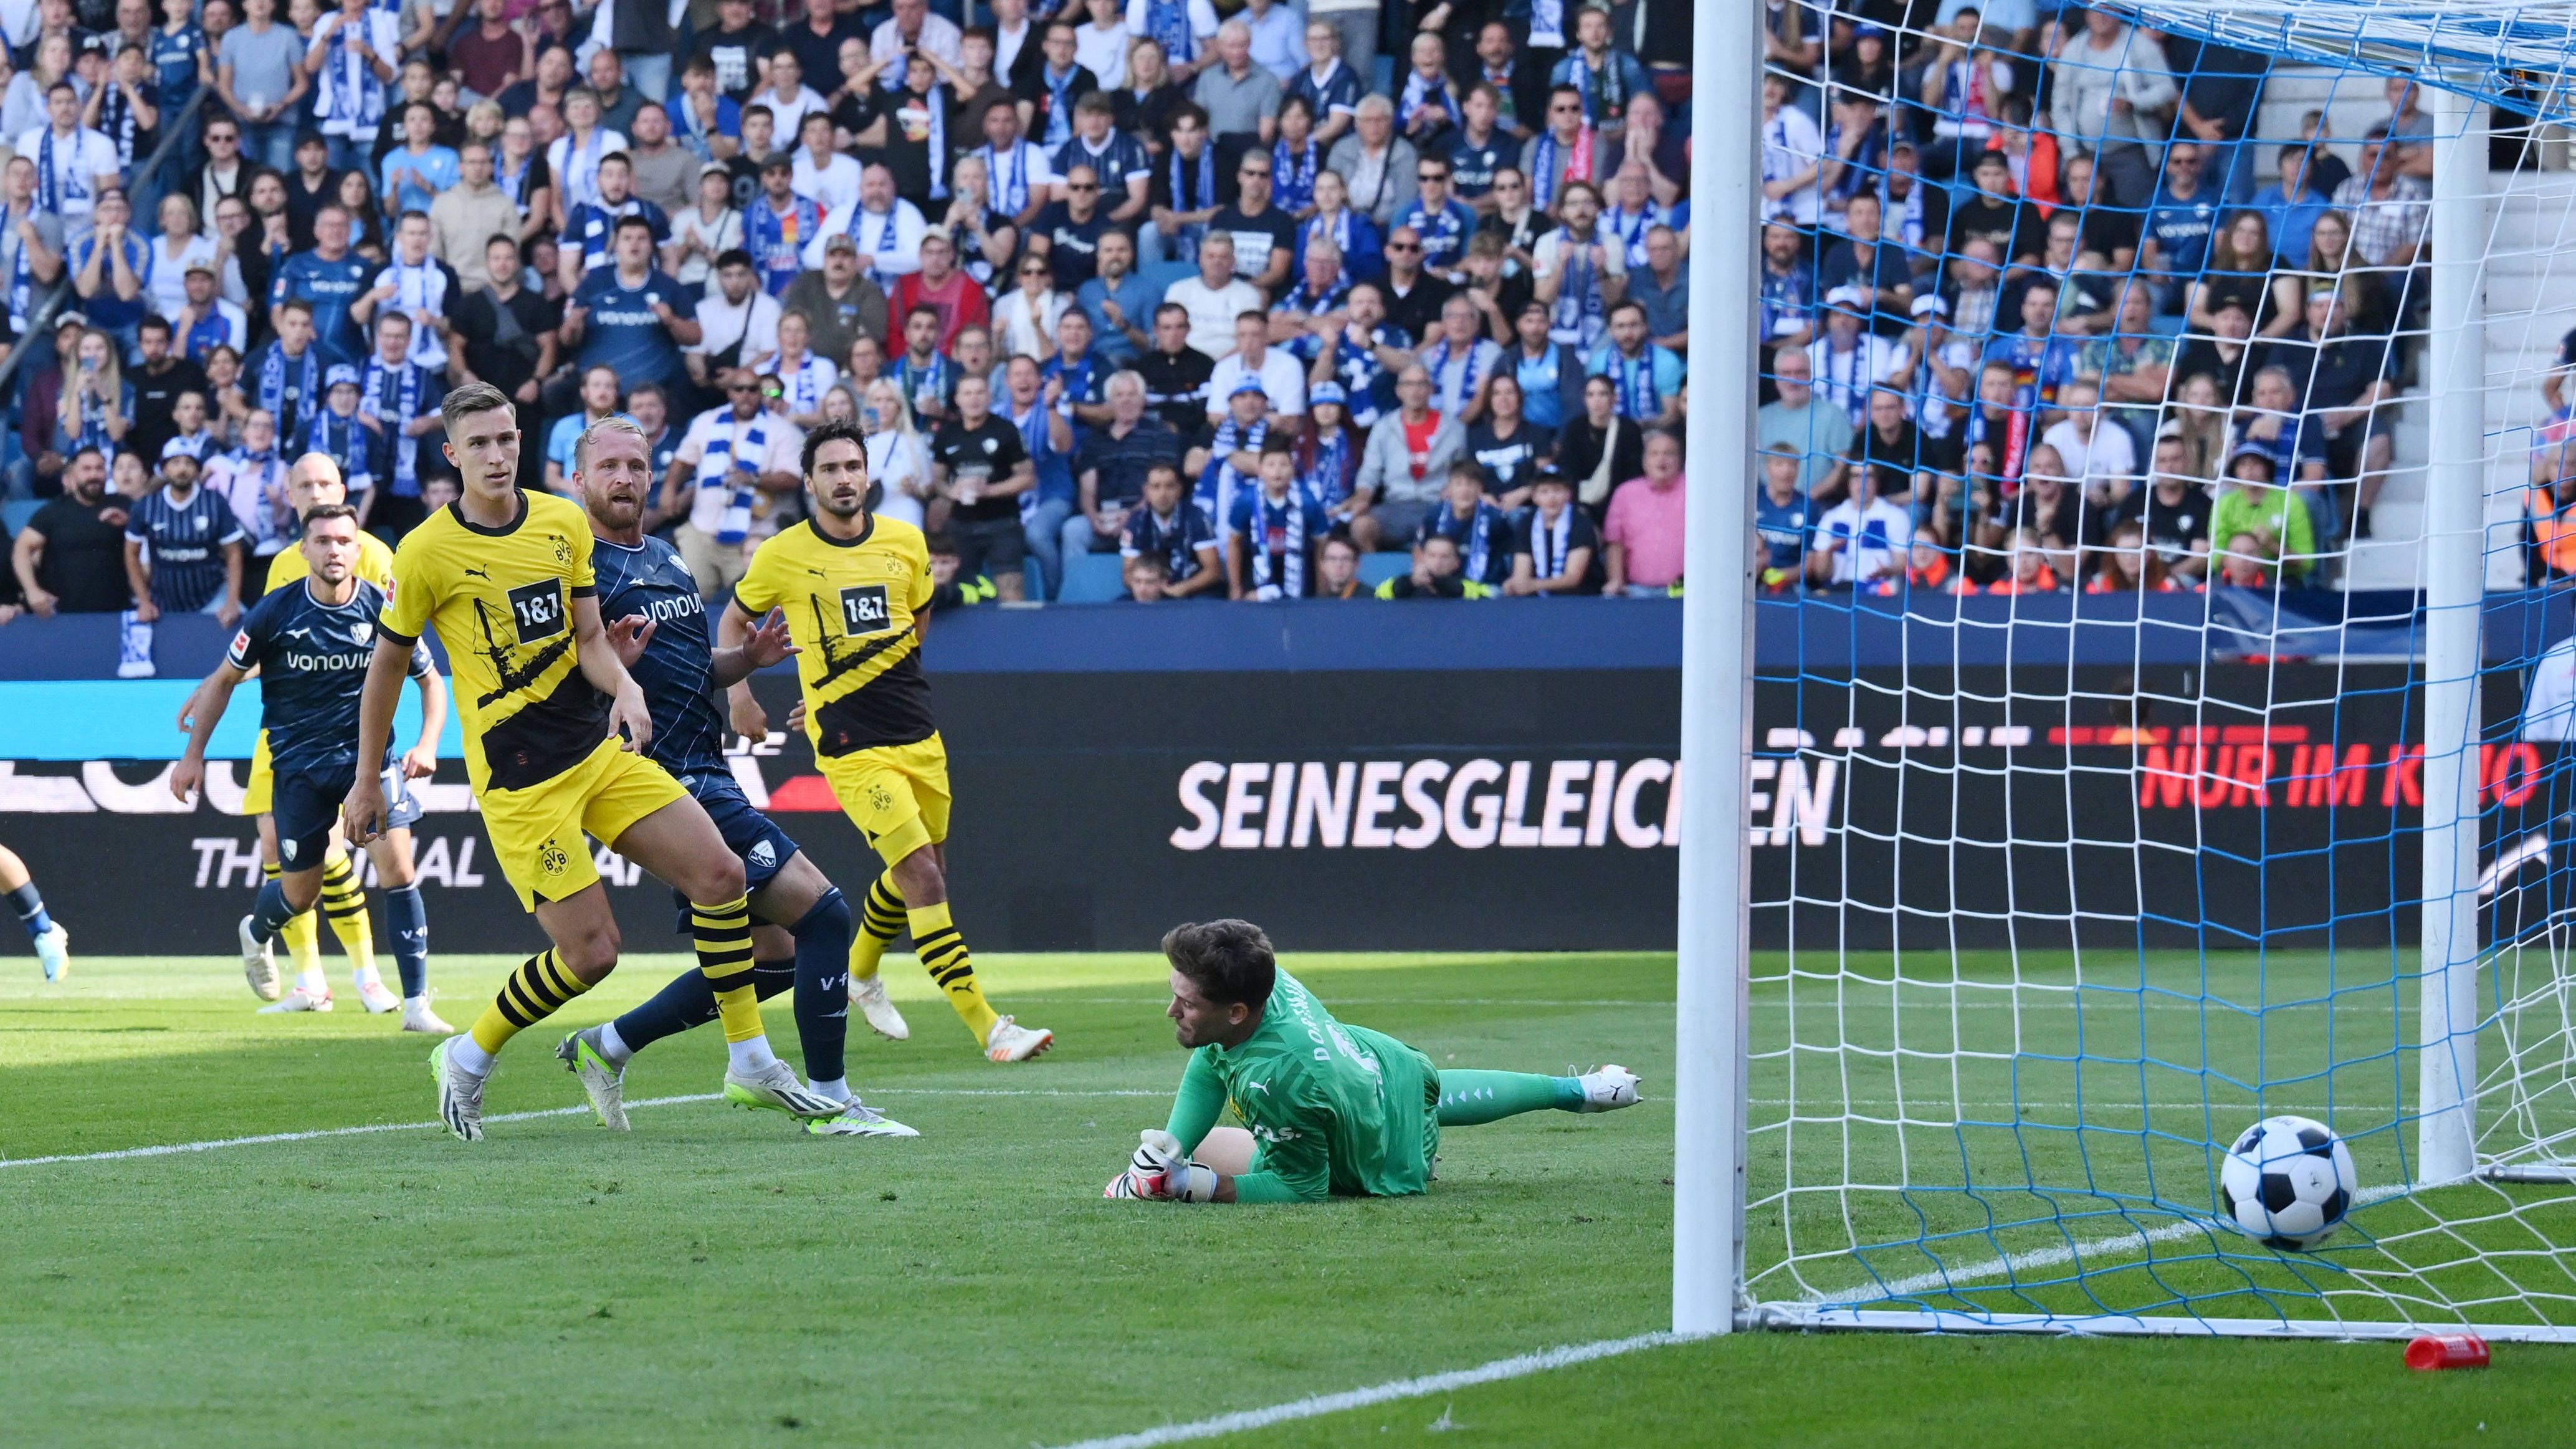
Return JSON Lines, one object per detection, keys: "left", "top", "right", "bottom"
{"left": 0, "top": 843, "right": 69, "bottom": 982}
{"left": 554, "top": 414, "right": 916, "bottom": 1139}
{"left": 1107, "top": 919, "right": 1639, "bottom": 1203}
{"left": 718, "top": 418, "right": 1055, "bottom": 1064}
{"left": 170, "top": 505, "right": 452, "bottom": 1033}
{"left": 347, "top": 383, "right": 839, "bottom": 1141}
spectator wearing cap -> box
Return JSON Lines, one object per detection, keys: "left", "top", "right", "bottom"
{"left": 1416, "top": 461, "right": 1514, "bottom": 591}
{"left": 781, "top": 233, "right": 889, "bottom": 378}
{"left": 2208, "top": 444, "right": 2316, "bottom": 583}
{"left": 128, "top": 315, "right": 209, "bottom": 466}
{"left": 11, "top": 447, "right": 132, "bottom": 616}
{"left": 741, "top": 151, "right": 822, "bottom": 298}
{"left": 1206, "top": 310, "right": 1305, "bottom": 424}
{"left": 1348, "top": 361, "right": 1462, "bottom": 551}
{"left": 427, "top": 140, "right": 518, "bottom": 289}
{"left": 302, "top": 362, "right": 376, "bottom": 497}
{"left": 1803, "top": 291, "right": 1909, "bottom": 431}
{"left": 118, "top": 444, "right": 244, "bottom": 677}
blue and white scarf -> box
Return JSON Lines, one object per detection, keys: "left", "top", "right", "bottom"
{"left": 745, "top": 194, "right": 821, "bottom": 295}
{"left": 36, "top": 128, "right": 68, "bottom": 214}
{"left": 320, "top": 10, "right": 386, "bottom": 136}
{"left": 1196, "top": 413, "right": 1268, "bottom": 523}
{"left": 1426, "top": 498, "right": 1506, "bottom": 582}
{"left": 1284, "top": 276, "right": 1348, "bottom": 317}
{"left": 1547, "top": 230, "right": 1606, "bottom": 348}
{"left": 383, "top": 257, "right": 448, "bottom": 370}
{"left": 1142, "top": 0, "right": 1196, "bottom": 67}
{"left": 1007, "top": 395, "right": 1051, "bottom": 523}
{"left": 1529, "top": 125, "right": 1595, "bottom": 212}
{"left": 1299, "top": 426, "right": 1352, "bottom": 507}
{"left": 4, "top": 204, "right": 35, "bottom": 319}
{"left": 99, "top": 77, "right": 149, "bottom": 166}
{"left": 1525, "top": 505, "right": 1575, "bottom": 579}
{"left": 304, "top": 405, "right": 372, "bottom": 490}
{"left": 980, "top": 140, "right": 1035, "bottom": 216}
{"left": 1601, "top": 203, "right": 1656, "bottom": 270}
{"left": 1039, "top": 65, "right": 1078, "bottom": 148}
{"left": 1330, "top": 328, "right": 1395, "bottom": 428}
{"left": 257, "top": 342, "right": 321, "bottom": 439}
{"left": 1605, "top": 347, "right": 1658, "bottom": 421}
{"left": 1421, "top": 335, "right": 1488, "bottom": 416}
{"left": 1304, "top": 208, "right": 1355, "bottom": 284}
{"left": 1168, "top": 146, "right": 1214, "bottom": 214}
{"left": 560, "top": 126, "right": 610, "bottom": 213}
{"left": 1569, "top": 50, "right": 1628, "bottom": 127}
{"left": 361, "top": 357, "right": 425, "bottom": 495}
{"left": 1398, "top": 69, "right": 1461, "bottom": 135}
{"left": 700, "top": 413, "right": 768, "bottom": 543}
{"left": 72, "top": 382, "right": 118, "bottom": 457}
{"left": 1527, "top": 0, "right": 1565, "bottom": 49}
{"left": 777, "top": 351, "right": 830, "bottom": 416}
{"left": 497, "top": 149, "right": 535, "bottom": 209}
{"left": 849, "top": 203, "right": 905, "bottom": 289}
{"left": 1241, "top": 482, "right": 1308, "bottom": 600}
{"left": 1272, "top": 136, "right": 1320, "bottom": 213}
{"left": 897, "top": 351, "right": 951, "bottom": 420}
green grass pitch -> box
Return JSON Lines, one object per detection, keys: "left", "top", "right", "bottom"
{"left": 4, "top": 948, "right": 2575, "bottom": 1447}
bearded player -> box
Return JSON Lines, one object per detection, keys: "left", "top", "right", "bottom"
{"left": 553, "top": 416, "right": 915, "bottom": 1139}
{"left": 717, "top": 419, "right": 1054, "bottom": 1064}
{"left": 1106, "top": 919, "right": 1639, "bottom": 1203}
{"left": 346, "top": 385, "right": 839, "bottom": 1141}
{"left": 180, "top": 454, "right": 400, "bottom": 1008}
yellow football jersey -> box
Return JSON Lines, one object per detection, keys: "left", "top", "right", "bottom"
{"left": 378, "top": 490, "right": 610, "bottom": 792}
{"left": 263, "top": 530, "right": 396, "bottom": 594}
{"left": 735, "top": 514, "right": 937, "bottom": 758}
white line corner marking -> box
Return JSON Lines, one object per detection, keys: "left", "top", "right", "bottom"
{"left": 1041, "top": 1332, "right": 1689, "bottom": 1449}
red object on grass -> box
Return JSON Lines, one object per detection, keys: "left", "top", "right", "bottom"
{"left": 2404, "top": 1334, "right": 2489, "bottom": 1370}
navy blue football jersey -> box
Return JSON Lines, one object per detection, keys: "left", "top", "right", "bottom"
{"left": 592, "top": 535, "right": 732, "bottom": 780}
{"left": 227, "top": 578, "right": 431, "bottom": 776}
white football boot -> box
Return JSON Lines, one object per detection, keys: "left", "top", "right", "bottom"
{"left": 804, "top": 1099, "right": 920, "bottom": 1138}
{"left": 32, "top": 924, "right": 69, "bottom": 983}
{"left": 237, "top": 915, "right": 280, "bottom": 1001}
{"left": 851, "top": 973, "right": 910, "bottom": 1040}
{"left": 429, "top": 1036, "right": 486, "bottom": 1141}
{"left": 722, "top": 1058, "right": 846, "bottom": 1119}
{"left": 400, "top": 997, "right": 455, "bottom": 1035}
{"left": 1575, "top": 1064, "right": 1642, "bottom": 1112}
{"left": 257, "top": 986, "right": 335, "bottom": 1013}
{"left": 355, "top": 978, "right": 401, "bottom": 1014}
{"left": 556, "top": 1026, "right": 629, "bottom": 1131}
{"left": 984, "top": 1015, "right": 1054, "bottom": 1063}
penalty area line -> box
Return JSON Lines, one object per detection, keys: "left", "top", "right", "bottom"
{"left": 0, "top": 1086, "right": 1170, "bottom": 1169}
{"left": 1042, "top": 1332, "right": 1691, "bottom": 1449}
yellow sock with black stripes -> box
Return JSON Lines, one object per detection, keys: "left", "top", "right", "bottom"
{"left": 694, "top": 895, "right": 776, "bottom": 1069}
{"left": 465, "top": 949, "right": 591, "bottom": 1058}
{"left": 908, "top": 901, "right": 999, "bottom": 1044}
{"left": 848, "top": 870, "right": 906, "bottom": 982}
{"left": 266, "top": 862, "right": 322, "bottom": 979}
{"left": 317, "top": 849, "right": 379, "bottom": 984}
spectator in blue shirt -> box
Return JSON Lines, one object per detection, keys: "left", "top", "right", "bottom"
{"left": 270, "top": 204, "right": 376, "bottom": 365}
{"left": 377, "top": 102, "right": 460, "bottom": 220}
{"left": 1075, "top": 226, "right": 1159, "bottom": 365}
{"left": 2249, "top": 145, "right": 2334, "bottom": 266}
{"left": 1755, "top": 446, "right": 1811, "bottom": 591}
{"left": 557, "top": 150, "right": 672, "bottom": 287}
{"left": 1393, "top": 155, "right": 1476, "bottom": 280}
{"left": 71, "top": 188, "right": 154, "bottom": 357}
{"left": 560, "top": 214, "right": 699, "bottom": 394}
{"left": 2142, "top": 140, "right": 2223, "bottom": 313}
{"left": 1583, "top": 300, "right": 1682, "bottom": 428}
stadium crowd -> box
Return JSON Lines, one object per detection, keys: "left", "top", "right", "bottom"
{"left": 0, "top": 0, "right": 1695, "bottom": 636}
{"left": 1748, "top": 2, "right": 2479, "bottom": 598}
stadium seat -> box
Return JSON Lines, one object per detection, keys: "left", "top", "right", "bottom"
{"left": 1140, "top": 259, "right": 1200, "bottom": 299}
{"left": 1056, "top": 552, "right": 1130, "bottom": 603}
{"left": 2, "top": 499, "right": 39, "bottom": 535}
{"left": 1356, "top": 553, "right": 1410, "bottom": 588}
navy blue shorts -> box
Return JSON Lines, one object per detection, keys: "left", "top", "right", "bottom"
{"left": 273, "top": 764, "right": 418, "bottom": 873}
{"left": 668, "top": 770, "right": 802, "bottom": 933}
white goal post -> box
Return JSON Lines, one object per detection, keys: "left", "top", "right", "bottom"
{"left": 1679, "top": 1, "right": 2576, "bottom": 1341}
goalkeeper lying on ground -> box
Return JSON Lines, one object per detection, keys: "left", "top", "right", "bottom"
{"left": 1107, "top": 919, "right": 1639, "bottom": 1203}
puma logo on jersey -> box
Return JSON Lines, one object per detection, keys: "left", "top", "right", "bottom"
{"left": 462, "top": 566, "right": 492, "bottom": 580}
{"left": 1246, "top": 1080, "right": 1269, "bottom": 1095}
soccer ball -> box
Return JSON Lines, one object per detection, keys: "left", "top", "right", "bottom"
{"left": 2219, "top": 1115, "right": 2359, "bottom": 1251}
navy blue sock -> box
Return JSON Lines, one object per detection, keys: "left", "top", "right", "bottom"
{"left": 249, "top": 878, "right": 300, "bottom": 944}
{"left": 383, "top": 884, "right": 429, "bottom": 998}
{"left": 611, "top": 959, "right": 795, "bottom": 1055}
{"left": 790, "top": 889, "right": 852, "bottom": 1086}
{"left": 6, "top": 881, "right": 50, "bottom": 940}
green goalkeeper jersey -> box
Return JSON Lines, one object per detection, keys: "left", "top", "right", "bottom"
{"left": 1165, "top": 970, "right": 1442, "bottom": 1203}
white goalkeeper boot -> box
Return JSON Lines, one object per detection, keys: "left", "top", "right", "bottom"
{"left": 1575, "top": 1064, "right": 1641, "bottom": 1112}
{"left": 850, "top": 973, "right": 909, "bottom": 1040}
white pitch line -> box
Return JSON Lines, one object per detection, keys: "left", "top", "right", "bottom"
{"left": 1817, "top": 1182, "right": 2412, "bottom": 1304}
{"left": 0, "top": 1086, "right": 1170, "bottom": 1169}
{"left": 1042, "top": 1332, "right": 1689, "bottom": 1449}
